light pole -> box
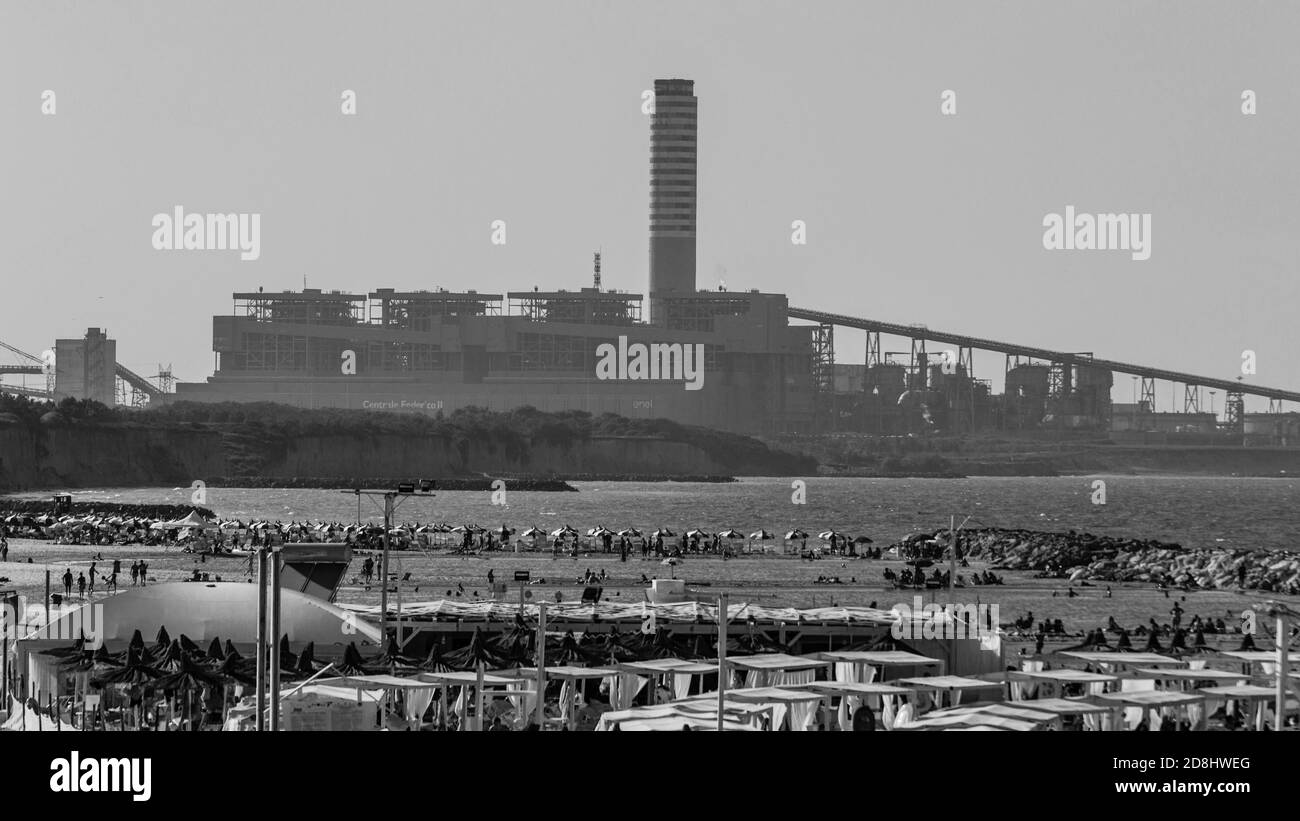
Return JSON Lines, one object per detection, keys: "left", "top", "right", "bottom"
{"left": 1209, "top": 390, "right": 1216, "bottom": 419}
{"left": 342, "top": 481, "right": 436, "bottom": 643}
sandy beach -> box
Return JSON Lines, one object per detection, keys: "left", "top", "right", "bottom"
{"left": 4, "top": 536, "right": 1294, "bottom": 655}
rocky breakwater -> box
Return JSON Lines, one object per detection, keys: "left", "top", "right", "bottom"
{"left": 896, "top": 528, "right": 1300, "bottom": 594}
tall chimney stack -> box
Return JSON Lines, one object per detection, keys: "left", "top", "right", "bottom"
{"left": 649, "top": 78, "right": 697, "bottom": 323}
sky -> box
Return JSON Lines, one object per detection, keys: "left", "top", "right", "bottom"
{"left": 1, "top": 0, "right": 1297, "bottom": 410}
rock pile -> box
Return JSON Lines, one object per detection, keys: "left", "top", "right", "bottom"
{"left": 895, "top": 528, "right": 1300, "bottom": 594}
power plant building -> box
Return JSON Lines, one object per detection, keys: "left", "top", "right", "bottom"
{"left": 173, "top": 79, "right": 823, "bottom": 434}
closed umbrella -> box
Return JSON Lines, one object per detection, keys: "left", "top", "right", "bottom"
{"left": 444, "top": 627, "right": 504, "bottom": 671}
{"left": 419, "top": 640, "right": 454, "bottom": 674}
{"left": 335, "top": 642, "right": 373, "bottom": 677}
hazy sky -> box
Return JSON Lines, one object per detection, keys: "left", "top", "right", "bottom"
{"left": 2, "top": 1, "right": 1296, "bottom": 410}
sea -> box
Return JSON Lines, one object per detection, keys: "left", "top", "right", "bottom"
{"left": 11, "top": 476, "right": 1300, "bottom": 552}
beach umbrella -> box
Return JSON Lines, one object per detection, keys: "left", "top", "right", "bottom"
{"left": 277, "top": 635, "right": 298, "bottom": 671}
{"left": 853, "top": 535, "right": 874, "bottom": 544}
{"left": 1115, "top": 630, "right": 1134, "bottom": 651}
{"left": 490, "top": 615, "right": 534, "bottom": 653}
{"left": 294, "top": 642, "right": 320, "bottom": 675}
{"left": 58, "top": 641, "right": 112, "bottom": 672}
{"left": 91, "top": 647, "right": 160, "bottom": 689}
{"left": 586, "top": 526, "right": 613, "bottom": 538}
{"left": 44, "top": 633, "right": 88, "bottom": 660}
{"left": 632, "top": 628, "right": 694, "bottom": 661}
{"left": 550, "top": 525, "right": 578, "bottom": 539}
{"left": 119, "top": 630, "right": 156, "bottom": 666}
{"left": 552, "top": 631, "right": 600, "bottom": 666}
{"left": 444, "top": 627, "right": 504, "bottom": 672}
{"left": 154, "top": 655, "right": 223, "bottom": 694}
{"left": 818, "top": 530, "right": 846, "bottom": 542}
{"left": 419, "top": 640, "right": 454, "bottom": 674}
{"left": 749, "top": 529, "right": 775, "bottom": 540}
{"left": 1142, "top": 631, "right": 1165, "bottom": 653}
{"left": 372, "top": 637, "right": 421, "bottom": 672}
{"left": 223, "top": 640, "right": 243, "bottom": 661}
{"left": 1061, "top": 629, "right": 1111, "bottom": 652}
{"left": 715, "top": 528, "right": 744, "bottom": 540}
{"left": 151, "top": 626, "right": 173, "bottom": 658}
{"left": 651, "top": 528, "right": 675, "bottom": 538}
{"left": 521, "top": 526, "right": 545, "bottom": 538}
{"left": 1169, "top": 629, "right": 1189, "bottom": 654}
{"left": 1238, "top": 633, "right": 1257, "bottom": 652}
{"left": 685, "top": 528, "right": 709, "bottom": 539}
{"left": 785, "top": 529, "right": 809, "bottom": 540}
{"left": 587, "top": 627, "right": 637, "bottom": 664}
{"left": 217, "top": 654, "right": 255, "bottom": 686}
{"left": 489, "top": 525, "right": 513, "bottom": 540}
{"left": 660, "top": 556, "right": 682, "bottom": 579}
{"left": 617, "top": 528, "right": 642, "bottom": 538}
{"left": 335, "top": 643, "right": 374, "bottom": 677}
{"left": 156, "top": 640, "right": 188, "bottom": 673}
{"left": 730, "top": 632, "right": 790, "bottom": 655}
{"left": 204, "top": 638, "right": 225, "bottom": 664}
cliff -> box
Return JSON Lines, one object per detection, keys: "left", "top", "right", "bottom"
{"left": 0, "top": 399, "right": 815, "bottom": 489}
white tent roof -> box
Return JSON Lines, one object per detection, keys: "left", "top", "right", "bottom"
{"left": 1061, "top": 651, "right": 1185, "bottom": 667}
{"left": 814, "top": 650, "right": 943, "bottom": 667}
{"left": 726, "top": 653, "right": 830, "bottom": 672}
{"left": 32, "top": 582, "right": 381, "bottom": 645}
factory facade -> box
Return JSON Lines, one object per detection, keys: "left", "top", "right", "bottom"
{"left": 173, "top": 80, "right": 820, "bottom": 434}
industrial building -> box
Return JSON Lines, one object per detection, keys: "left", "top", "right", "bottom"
{"left": 53, "top": 328, "right": 116, "bottom": 405}
{"left": 173, "top": 282, "right": 816, "bottom": 434}
{"left": 169, "top": 78, "right": 823, "bottom": 434}
{"left": 10, "top": 78, "right": 1292, "bottom": 441}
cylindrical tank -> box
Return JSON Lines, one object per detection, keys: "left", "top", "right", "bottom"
{"left": 1006, "top": 364, "right": 1050, "bottom": 397}
{"left": 1073, "top": 365, "right": 1113, "bottom": 389}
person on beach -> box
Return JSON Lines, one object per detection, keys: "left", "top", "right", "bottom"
{"left": 88, "top": 562, "right": 96, "bottom": 593}
{"left": 77, "top": 573, "right": 86, "bottom": 598}
{"left": 107, "top": 571, "right": 117, "bottom": 593}
{"left": 1, "top": 540, "right": 7, "bottom": 563}
{"left": 139, "top": 560, "right": 149, "bottom": 586}
{"left": 130, "top": 561, "right": 139, "bottom": 586}
{"left": 63, "top": 568, "right": 73, "bottom": 596}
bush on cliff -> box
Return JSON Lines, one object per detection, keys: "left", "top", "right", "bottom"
{"left": 0, "top": 398, "right": 817, "bottom": 476}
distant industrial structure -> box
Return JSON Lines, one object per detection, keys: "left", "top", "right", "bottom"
{"left": 2, "top": 78, "right": 1298, "bottom": 443}
{"left": 0, "top": 329, "right": 167, "bottom": 408}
